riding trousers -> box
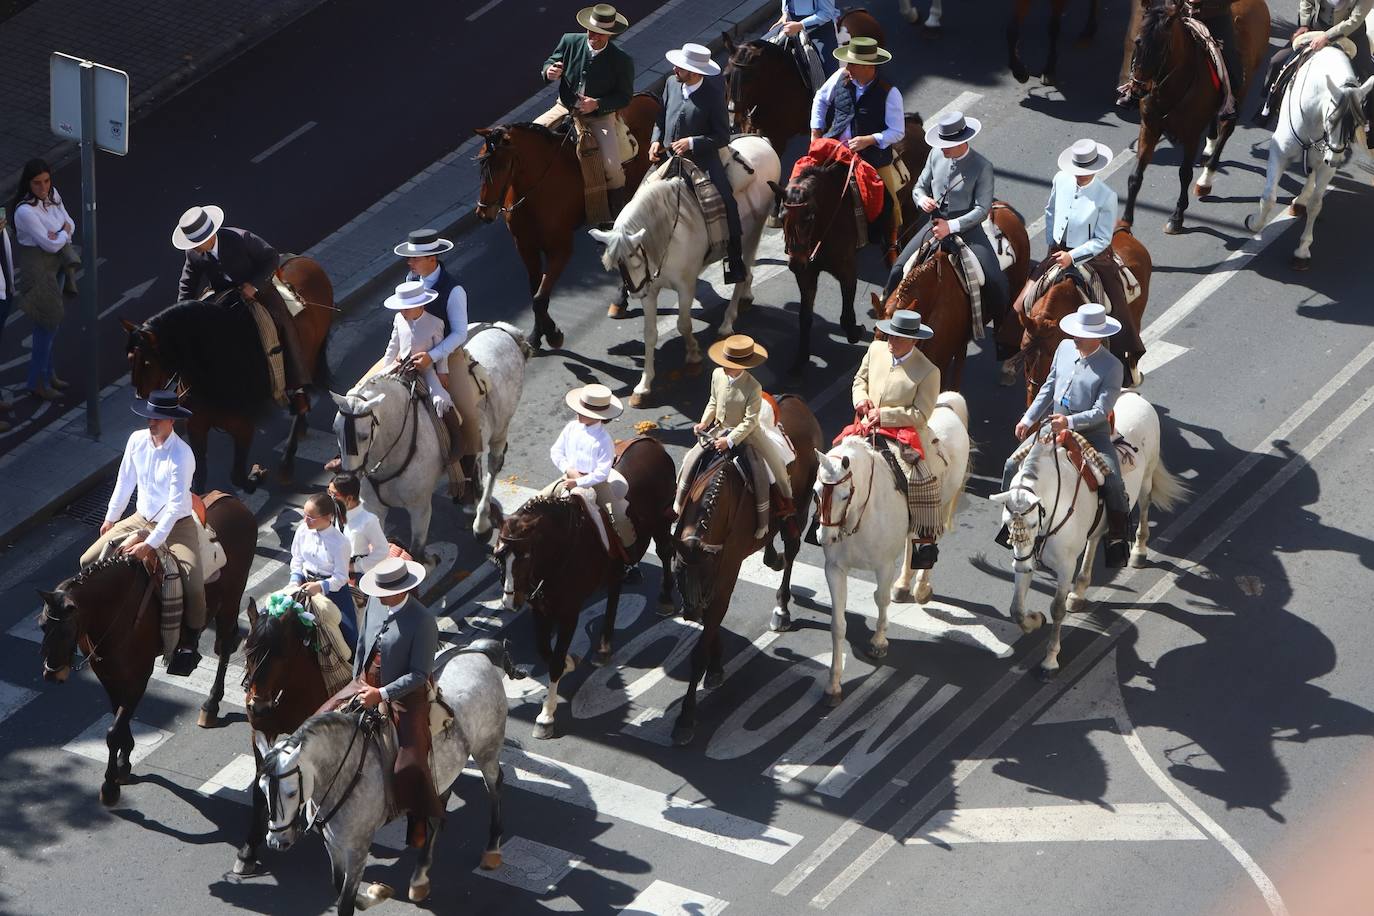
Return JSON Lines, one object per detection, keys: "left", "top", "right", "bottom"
{"left": 1002, "top": 430, "right": 1128, "bottom": 516}
{"left": 533, "top": 103, "right": 627, "bottom": 189}
{"left": 81, "top": 513, "right": 208, "bottom": 634}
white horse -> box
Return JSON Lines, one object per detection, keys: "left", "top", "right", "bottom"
{"left": 1245, "top": 44, "right": 1374, "bottom": 269}
{"left": 991, "top": 391, "right": 1185, "bottom": 677}
{"left": 590, "top": 136, "right": 780, "bottom": 408}
{"left": 814, "top": 392, "right": 971, "bottom": 705}
{"left": 898, "top": 0, "right": 943, "bottom": 28}
{"left": 331, "top": 322, "right": 530, "bottom": 557}
{"left": 259, "top": 641, "right": 515, "bottom": 915}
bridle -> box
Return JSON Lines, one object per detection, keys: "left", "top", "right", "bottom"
{"left": 42, "top": 561, "right": 158, "bottom": 674}
{"left": 1287, "top": 64, "right": 1367, "bottom": 168}
{"left": 338, "top": 377, "right": 421, "bottom": 507}
{"left": 241, "top": 588, "right": 314, "bottom": 715}
{"left": 1120, "top": 3, "right": 1188, "bottom": 103}
{"left": 1002, "top": 427, "right": 1091, "bottom": 565}
{"left": 476, "top": 130, "right": 570, "bottom": 217}
{"left": 263, "top": 706, "right": 380, "bottom": 840}
{"left": 783, "top": 155, "right": 858, "bottom": 264}
{"left": 816, "top": 447, "right": 876, "bottom": 540}
{"left": 493, "top": 497, "right": 582, "bottom": 606}
{"left": 616, "top": 175, "right": 685, "bottom": 294}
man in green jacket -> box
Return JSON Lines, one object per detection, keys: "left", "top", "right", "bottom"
{"left": 535, "top": 4, "right": 637, "bottom": 217}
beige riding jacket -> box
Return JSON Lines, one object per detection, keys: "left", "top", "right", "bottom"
{"left": 851, "top": 340, "right": 940, "bottom": 431}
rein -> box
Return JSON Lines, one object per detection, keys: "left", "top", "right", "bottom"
{"left": 478, "top": 130, "right": 573, "bottom": 216}
{"left": 817, "top": 441, "right": 876, "bottom": 539}
{"left": 304, "top": 710, "right": 380, "bottom": 833}
{"left": 70, "top": 565, "right": 159, "bottom": 672}
{"left": 1006, "top": 426, "right": 1088, "bottom": 563}
{"left": 786, "top": 155, "right": 858, "bottom": 263}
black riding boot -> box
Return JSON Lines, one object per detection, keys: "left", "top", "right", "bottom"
{"left": 1105, "top": 509, "right": 1130, "bottom": 569}
{"left": 167, "top": 627, "right": 204, "bottom": 677}
{"left": 723, "top": 237, "right": 746, "bottom": 285}
{"left": 911, "top": 541, "right": 939, "bottom": 570}
{"left": 803, "top": 515, "right": 822, "bottom": 546}
{"left": 599, "top": 187, "right": 628, "bottom": 230}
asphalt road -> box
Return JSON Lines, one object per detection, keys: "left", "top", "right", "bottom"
{"left": 3, "top": 1, "right": 1373, "bottom": 914}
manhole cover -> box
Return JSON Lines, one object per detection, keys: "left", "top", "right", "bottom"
{"left": 63, "top": 480, "right": 129, "bottom": 527}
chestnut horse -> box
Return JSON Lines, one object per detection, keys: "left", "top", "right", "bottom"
{"left": 775, "top": 116, "right": 932, "bottom": 374}
{"left": 1008, "top": 0, "right": 1101, "bottom": 85}
{"left": 722, "top": 9, "right": 885, "bottom": 154}
{"left": 493, "top": 436, "right": 677, "bottom": 740}
{"left": 36, "top": 494, "right": 257, "bottom": 806}
{"left": 474, "top": 94, "right": 661, "bottom": 352}
{"left": 1122, "top": 0, "right": 1270, "bottom": 234}
{"left": 670, "top": 395, "right": 822, "bottom": 746}
{"left": 877, "top": 203, "right": 1032, "bottom": 391}
{"left": 1019, "top": 224, "right": 1154, "bottom": 403}
{"left": 123, "top": 256, "right": 335, "bottom": 491}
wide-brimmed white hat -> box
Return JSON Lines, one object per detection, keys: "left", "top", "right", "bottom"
{"left": 384, "top": 279, "right": 439, "bottom": 310}
{"left": 171, "top": 204, "right": 225, "bottom": 250}
{"left": 1059, "top": 303, "right": 1121, "bottom": 339}
{"left": 565, "top": 383, "right": 623, "bottom": 420}
{"left": 665, "top": 43, "right": 721, "bottom": 77}
{"left": 394, "top": 228, "right": 454, "bottom": 258}
{"left": 925, "top": 110, "right": 981, "bottom": 149}
{"left": 359, "top": 556, "right": 427, "bottom": 597}
{"left": 1058, "top": 138, "right": 1113, "bottom": 176}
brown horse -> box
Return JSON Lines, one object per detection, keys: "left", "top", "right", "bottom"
{"left": 1008, "top": 0, "right": 1101, "bottom": 85}
{"left": 123, "top": 257, "right": 335, "bottom": 491}
{"left": 670, "top": 395, "right": 822, "bottom": 746}
{"left": 494, "top": 436, "right": 677, "bottom": 740}
{"left": 774, "top": 116, "right": 932, "bottom": 374}
{"left": 1122, "top": 0, "right": 1270, "bottom": 234}
{"left": 474, "top": 94, "right": 661, "bottom": 351}
{"left": 36, "top": 494, "right": 257, "bottom": 806}
{"left": 722, "top": 9, "right": 885, "bottom": 154}
{"left": 1019, "top": 224, "right": 1154, "bottom": 403}
{"left": 877, "top": 203, "right": 1032, "bottom": 390}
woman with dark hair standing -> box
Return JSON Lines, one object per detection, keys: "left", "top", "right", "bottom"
{"left": 12, "top": 158, "right": 79, "bottom": 401}
{"left": 288, "top": 491, "right": 357, "bottom": 647}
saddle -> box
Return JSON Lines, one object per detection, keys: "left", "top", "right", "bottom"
{"left": 1055, "top": 429, "right": 1111, "bottom": 492}
{"left": 768, "top": 30, "right": 826, "bottom": 93}
{"left": 1181, "top": 13, "right": 1236, "bottom": 117}
{"left": 905, "top": 232, "right": 991, "bottom": 338}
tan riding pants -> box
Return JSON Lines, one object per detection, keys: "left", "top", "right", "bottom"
{"left": 876, "top": 164, "right": 904, "bottom": 229}
{"left": 80, "top": 513, "right": 207, "bottom": 628}
{"left": 533, "top": 102, "right": 626, "bottom": 189}
{"left": 540, "top": 477, "right": 636, "bottom": 550}
{"left": 355, "top": 350, "right": 482, "bottom": 458}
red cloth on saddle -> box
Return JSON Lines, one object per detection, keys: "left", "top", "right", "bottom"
{"left": 789, "top": 138, "right": 886, "bottom": 222}
{"left": 833, "top": 421, "right": 924, "bottom": 460}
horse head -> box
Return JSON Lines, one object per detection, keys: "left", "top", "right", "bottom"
{"left": 990, "top": 461, "right": 1047, "bottom": 576}
{"left": 36, "top": 587, "right": 78, "bottom": 683}
{"left": 1130, "top": 0, "right": 1182, "bottom": 92}
{"left": 590, "top": 225, "right": 650, "bottom": 296}
{"left": 258, "top": 733, "right": 307, "bottom": 851}
{"left": 493, "top": 496, "right": 572, "bottom": 611}
{"left": 474, "top": 126, "right": 515, "bottom": 223}
{"left": 672, "top": 461, "right": 742, "bottom": 616}
{"left": 121, "top": 318, "right": 166, "bottom": 398}
{"left": 724, "top": 40, "right": 774, "bottom": 133}
{"left": 330, "top": 389, "right": 386, "bottom": 474}
{"left": 812, "top": 441, "right": 872, "bottom": 546}
{"left": 241, "top": 598, "right": 314, "bottom": 721}
{"left": 1321, "top": 73, "right": 1374, "bottom": 165}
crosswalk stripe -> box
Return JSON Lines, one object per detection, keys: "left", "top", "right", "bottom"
{"left": 619, "top": 880, "right": 729, "bottom": 915}
{"left": 198, "top": 753, "right": 257, "bottom": 802}
{"left": 907, "top": 802, "right": 1207, "bottom": 845}
{"left": 0, "top": 679, "right": 38, "bottom": 725}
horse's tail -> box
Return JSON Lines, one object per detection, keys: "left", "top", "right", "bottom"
{"left": 1147, "top": 456, "right": 1188, "bottom": 514}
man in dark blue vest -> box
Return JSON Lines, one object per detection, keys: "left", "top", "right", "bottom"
{"left": 650, "top": 43, "right": 746, "bottom": 284}
{"left": 810, "top": 38, "right": 906, "bottom": 237}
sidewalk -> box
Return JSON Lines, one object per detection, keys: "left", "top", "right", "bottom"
{"left": 0, "top": 0, "right": 777, "bottom": 546}
{"left": 0, "top": 0, "right": 331, "bottom": 186}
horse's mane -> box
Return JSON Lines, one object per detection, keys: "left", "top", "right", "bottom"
{"left": 242, "top": 608, "right": 298, "bottom": 674}
{"left": 732, "top": 38, "right": 789, "bottom": 67}
{"left": 601, "top": 177, "right": 685, "bottom": 268}
{"left": 504, "top": 122, "right": 558, "bottom": 141}
{"left": 143, "top": 300, "right": 272, "bottom": 413}
{"left": 679, "top": 458, "right": 732, "bottom": 542}
{"left": 505, "top": 494, "right": 582, "bottom": 542}
{"left": 67, "top": 554, "right": 143, "bottom": 590}
{"left": 891, "top": 248, "right": 943, "bottom": 306}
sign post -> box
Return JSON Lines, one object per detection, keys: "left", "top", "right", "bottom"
{"left": 50, "top": 52, "right": 129, "bottom": 438}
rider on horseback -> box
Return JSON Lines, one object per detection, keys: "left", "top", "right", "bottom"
{"left": 650, "top": 43, "right": 747, "bottom": 284}
{"left": 999, "top": 303, "right": 1131, "bottom": 568}
{"left": 80, "top": 390, "right": 206, "bottom": 676}
{"left": 172, "top": 205, "right": 309, "bottom": 407}
{"left": 675, "top": 335, "right": 796, "bottom": 539}
{"left": 1253, "top": 0, "right": 1374, "bottom": 125}
{"left": 535, "top": 4, "right": 637, "bottom": 222}
{"left": 843, "top": 311, "right": 943, "bottom": 569}
{"left": 1187, "top": 0, "right": 1247, "bottom": 121}
{"left": 763, "top": 0, "right": 840, "bottom": 83}
{"left": 811, "top": 38, "right": 906, "bottom": 239}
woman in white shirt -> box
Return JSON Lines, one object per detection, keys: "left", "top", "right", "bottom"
{"left": 11, "top": 159, "right": 78, "bottom": 401}
{"left": 288, "top": 492, "right": 357, "bottom": 647}
{"left": 328, "top": 473, "right": 389, "bottom": 581}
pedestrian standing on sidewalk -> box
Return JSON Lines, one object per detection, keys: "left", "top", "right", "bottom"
{"left": 0, "top": 207, "right": 16, "bottom": 431}
{"left": 11, "top": 159, "right": 78, "bottom": 402}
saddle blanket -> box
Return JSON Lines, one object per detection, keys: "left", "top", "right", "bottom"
{"left": 1031, "top": 256, "right": 1141, "bottom": 314}
{"left": 905, "top": 234, "right": 988, "bottom": 340}
{"left": 1183, "top": 14, "right": 1235, "bottom": 118}
{"left": 245, "top": 297, "right": 288, "bottom": 407}
{"left": 648, "top": 156, "right": 729, "bottom": 265}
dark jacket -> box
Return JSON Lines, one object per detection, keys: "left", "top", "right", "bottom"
{"left": 652, "top": 75, "right": 731, "bottom": 153}
{"left": 541, "top": 33, "right": 635, "bottom": 117}
{"left": 178, "top": 227, "right": 278, "bottom": 301}
{"left": 353, "top": 594, "right": 438, "bottom": 702}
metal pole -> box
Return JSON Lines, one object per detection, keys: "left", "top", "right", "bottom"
{"left": 79, "top": 61, "right": 100, "bottom": 437}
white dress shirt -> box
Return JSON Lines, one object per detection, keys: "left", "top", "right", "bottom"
{"left": 549, "top": 419, "right": 615, "bottom": 488}
{"left": 809, "top": 70, "right": 904, "bottom": 149}
{"left": 383, "top": 309, "right": 446, "bottom": 365}
{"left": 104, "top": 429, "right": 196, "bottom": 549}
{"left": 343, "top": 503, "right": 389, "bottom": 574}
{"left": 14, "top": 195, "right": 75, "bottom": 253}
{"left": 0, "top": 230, "right": 13, "bottom": 299}
{"left": 1044, "top": 171, "right": 1118, "bottom": 263}
{"left": 415, "top": 266, "right": 470, "bottom": 359}
{"left": 289, "top": 522, "right": 351, "bottom": 593}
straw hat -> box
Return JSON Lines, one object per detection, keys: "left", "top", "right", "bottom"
{"left": 171, "top": 205, "right": 224, "bottom": 250}
{"left": 665, "top": 43, "right": 721, "bottom": 77}
{"left": 1059, "top": 303, "right": 1121, "bottom": 339}
{"left": 577, "top": 3, "right": 629, "bottom": 35}
{"left": 876, "top": 309, "right": 934, "bottom": 340}
{"left": 383, "top": 279, "right": 439, "bottom": 310}
{"left": 707, "top": 334, "right": 768, "bottom": 369}
{"left": 359, "top": 556, "right": 427, "bottom": 598}
{"left": 924, "top": 110, "right": 982, "bottom": 149}
{"left": 833, "top": 37, "right": 892, "bottom": 66}
{"left": 565, "top": 383, "right": 624, "bottom": 420}
{"left": 394, "top": 228, "right": 454, "bottom": 258}
{"left": 1058, "top": 139, "right": 1113, "bottom": 176}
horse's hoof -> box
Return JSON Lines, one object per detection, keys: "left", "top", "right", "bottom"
{"left": 362, "top": 883, "right": 394, "bottom": 906}
{"left": 704, "top": 670, "right": 724, "bottom": 690}
{"left": 769, "top": 609, "right": 792, "bottom": 632}
{"left": 844, "top": 323, "right": 864, "bottom": 345}
{"left": 825, "top": 690, "right": 844, "bottom": 708}
{"left": 892, "top": 587, "right": 915, "bottom": 604}
{"left": 607, "top": 302, "right": 626, "bottom": 319}
{"left": 590, "top": 649, "right": 612, "bottom": 669}
{"left": 902, "top": 9, "right": 919, "bottom": 23}
{"left": 231, "top": 857, "right": 262, "bottom": 877}
{"left": 408, "top": 881, "right": 431, "bottom": 903}
{"left": 915, "top": 583, "right": 933, "bottom": 605}
{"left": 1244, "top": 213, "right": 1258, "bottom": 233}
{"left": 671, "top": 724, "right": 695, "bottom": 746}
{"left": 628, "top": 392, "right": 649, "bottom": 409}
{"left": 1011, "top": 65, "right": 1030, "bottom": 84}
{"left": 657, "top": 600, "right": 678, "bottom": 618}
{"left": 546, "top": 329, "right": 565, "bottom": 350}
{"left": 1193, "top": 183, "right": 1211, "bottom": 198}
{"left": 99, "top": 782, "right": 120, "bottom": 807}
{"left": 480, "top": 850, "right": 503, "bottom": 870}
{"left": 1020, "top": 612, "right": 1045, "bottom": 633}
{"left": 762, "top": 551, "right": 784, "bottom": 572}
{"left": 1287, "top": 203, "right": 1308, "bottom": 218}
{"left": 532, "top": 721, "right": 556, "bottom": 741}
{"left": 866, "top": 641, "right": 889, "bottom": 661}
{"left": 1163, "top": 219, "right": 1184, "bottom": 235}
{"left": 1041, "top": 72, "right": 1057, "bottom": 87}
{"left": 1037, "top": 666, "right": 1060, "bottom": 683}
{"left": 196, "top": 709, "right": 218, "bottom": 729}
{"left": 1291, "top": 256, "right": 1311, "bottom": 272}
{"left": 1130, "top": 550, "right": 1148, "bottom": 568}
{"left": 684, "top": 360, "right": 704, "bottom": 377}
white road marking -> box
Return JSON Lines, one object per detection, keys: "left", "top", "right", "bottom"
{"left": 907, "top": 802, "right": 1206, "bottom": 845}
{"left": 507, "top": 747, "right": 803, "bottom": 864}
{"left": 466, "top": 0, "right": 506, "bottom": 22}
{"left": 474, "top": 835, "right": 582, "bottom": 894}
{"left": 0, "top": 679, "right": 38, "bottom": 725}
{"left": 1135, "top": 339, "right": 1188, "bottom": 376}
{"left": 63, "top": 713, "right": 171, "bottom": 766}
{"left": 928, "top": 91, "right": 984, "bottom": 122}
{"left": 250, "top": 121, "right": 317, "bottom": 165}
{"left": 149, "top": 657, "right": 247, "bottom": 708}
{"left": 620, "top": 880, "right": 729, "bottom": 915}
{"left": 0, "top": 524, "right": 87, "bottom": 585}
{"left": 8, "top": 613, "right": 42, "bottom": 644}
{"left": 198, "top": 753, "right": 257, "bottom": 801}
{"left": 97, "top": 277, "right": 157, "bottom": 320}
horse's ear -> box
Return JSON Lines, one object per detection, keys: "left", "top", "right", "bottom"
{"left": 474, "top": 127, "right": 492, "bottom": 138}
{"left": 766, "top": 180, "right": 785, "bottom": 204}
{"left": 1325, "top": 72, "right": 1347, "bottom": 103}
{"left": 870, "top": 290, "right": 885, "bottom": 312}
{"left": 329, "top": 390, "right": 350, "bottom": 410}
{"left": 246, "top": 598, "right": 258, "bottom": 629}
{"left": 588, "top": 227, "right": 615, "bottom": 246}
{"left": 989, "top": 491, "right": 1010, "bottom": 505}
{"left": 36, "top": 588, "right": 57, "bottom": 607}
{"left": 722, "top": 31, "right": 736, "bottom": 53}
{"left": 360, "top": 393, "right": 386, "bottom": 413}
{"left": 1358, "top": 76, "right": 1374, "bottom": 102}
{"left": 627, "top": 227, "right": 647, "bottom": 247}
{"left": 120, "top": 318, "right": 137, "bottom": 334}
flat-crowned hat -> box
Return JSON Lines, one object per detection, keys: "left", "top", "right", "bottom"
{"left": 924, "top": 110, "right": 982, "bottom": 149}
{"left": 383, "top": 279, "right": 439, "bottom": 310}
{"left": 1057, "top": 138, "right": 1113, "bottom": 176}
{"left": 131, "top": 388, "right": 192, "bottom": 420}
{"left": 833, "top": 36, "right": 892, "bottom": 66}
{"left": 577, "top": 3, "right": 629, "bottom": 34}
{"left": 876, "top": 309, "right": 934, "bottom": 340}
{"left": 359, "top": 555, "right": 427, "bottom": 598}
{"left": 171, "top": 205, "right": 225, "bottom": 250}
{"left": 1059, "top": 303, "right": 1121, "bottom": 339}
{"left": 665, "top": 43, "right": 721, "bottom": 77}
{"left": 394, "top": 228, "right": 454, "bottom": 258}
{"left": 565, "top": 383, "right": 624, "bottom": 420}
{"left": 707, "top": 334, "right": 768, "bottom": 369}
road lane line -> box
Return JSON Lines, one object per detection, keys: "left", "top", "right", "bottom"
{"left": 250, "top": 121, "right": 317, "bottom": 164}
{"left": 620, "top": 880, "right": 729, "bottom": 915}
{"left": 466, "top": 0, "right": 505, "bottom": 21}
{"left": 507, "top": 747, "right": 804, "bottom": 864}
{"left": 907, "top": 801, "right": 1206, "bottom": 844}
{"left": 0, "top": 679, "right": 38, "bottom": 725}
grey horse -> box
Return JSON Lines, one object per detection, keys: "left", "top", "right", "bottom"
{"left": 331, "top": 322, "right": 532, "bottom": 560}
{"left": 258, "top": 640, "right": 518, "bottom": 914}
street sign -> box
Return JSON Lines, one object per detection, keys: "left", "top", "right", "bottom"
{"left": 50, "top": 52, "right": 129, "bottom": 155}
